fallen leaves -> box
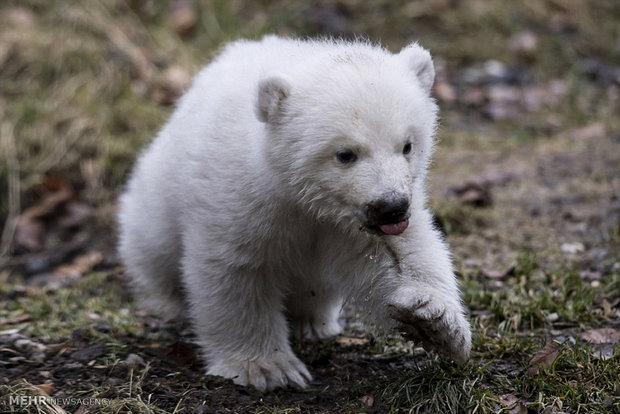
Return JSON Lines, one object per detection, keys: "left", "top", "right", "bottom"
{"left": 0, "top": 313, "right": 31, "bottom": 325}
{"left": 170, "top": 0, "right": 197, "bottom": 38}
{"left": 1, "top": 335, "right": 69, "bottom": 364}
{"left": 14, "top": 176, "right": 73, "bottom": 252}
{"left": 581, "top": 328, "right": 620, "bottom": 344}
{"left": 498, "top": 394, "right": 527, "bottom": 414}
{"left": 4, "top": 7, "right": 37, "bottom": 28}
{"left": 53, "top": 251, "right": 103, "bottom": 281}
{"left": 1, "top": 173, "right": 111, "bottom": 286}
{"left": 433, "top": 57, "right": 570, "bottom": 121}
{"left": 565, "top": 122, "right": 607, "bottom": 140}
{"left": 33, "top": 382, "right": 55, "bottom": 395}
{"left": 152, "top": 65, "right": 192, "bottom": 105}
{"left": 446, "top": 170, "right": 516, "bottom": 207}
{"left": 359, "top": 394, "right": 374, "bottom": 408}
{"left": 337, "top": 336, "right": 369, "bottom": 347}
{"left": 481, "top": 264, "right": 516, "bottom": 279}
{"left": 12, "top": 175, "right": 93, "bottom": 254}
{"left": 526, "top": 342, "right": 561, "bottom": 376}
{"left": 433, "top": 74, "right": 457, "bottom": 103}
{"left": 450, "top": 181, "right": 492, "bottom": 207}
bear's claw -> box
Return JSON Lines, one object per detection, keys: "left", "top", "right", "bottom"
{"left": 207, "top": 351, "right": 312, "bottom": 392}
{"left": 388, "top": 297, "right": 472, "bottom": 363}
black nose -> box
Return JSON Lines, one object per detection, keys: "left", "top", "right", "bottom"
{"left": 366, "top": 194, "right": 410, "bottom": 224}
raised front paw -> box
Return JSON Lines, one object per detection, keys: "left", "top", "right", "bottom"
{"left": 388, "top": 293, "right": 472, "bottom": 362}
{"left": 207, "top": 351, "right": 312, "bottom": 392}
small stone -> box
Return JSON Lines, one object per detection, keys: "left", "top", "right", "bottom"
{"left": 509, "top": 31, "right": 538, "bottom": 54}
{"left": 546, "top": 312, "right": 559, "bottom": 322}
{"left": 14, "top": 339, "right": 48, "bottom": 353}
{"left": 561, "top": 242, "right": 585, "bottom": 255}
{"left": 31, "top": 352, "right": 47, "bottom": 363}
{"left": 125, "top": 353, "right": 146, "bottom": 367}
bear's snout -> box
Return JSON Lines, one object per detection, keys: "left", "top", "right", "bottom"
{"left": 365, "top": 193, "right": 410, "bottom": 235}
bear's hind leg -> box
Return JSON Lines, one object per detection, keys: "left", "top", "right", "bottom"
{"left": 120, "top": 230, "right": 184, "bottom": 321}
{"left": 286, "top": 290, "right": 343, "bottom": 340}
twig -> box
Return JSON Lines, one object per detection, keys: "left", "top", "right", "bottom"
{"left": 0, "top": 122, "right": 20, "bottom": 264}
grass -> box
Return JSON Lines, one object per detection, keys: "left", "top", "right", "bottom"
{"left": 1, "top": 0, "right": 620, "bottom": 412}
{"left": 384, "top": 342, "right": 619, "bottom": 413}
{"left": 0, "top": 271, "right": 139, "bottom": 341}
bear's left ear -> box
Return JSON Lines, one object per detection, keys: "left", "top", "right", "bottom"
{"left": 397, "top": 43, "right": 435, "bottom": 95}
{"left": 256, "top": 76, "right": 291, "bottom": 123}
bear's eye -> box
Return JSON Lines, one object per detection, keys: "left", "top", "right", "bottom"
{"left": 336, "top": 150, "right": 357, "bottom": 164}
{"left": 403, "top": 142, "right": 412, "bottom": 155}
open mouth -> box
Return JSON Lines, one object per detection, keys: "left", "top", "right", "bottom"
{"left": 366, "top": 219, "right": 410, "bottom": 236}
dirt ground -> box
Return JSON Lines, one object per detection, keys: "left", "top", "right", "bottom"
{"left": 1, "top": 1, "right": 619, "bottom": 413}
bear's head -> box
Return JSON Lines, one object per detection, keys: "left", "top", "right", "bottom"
{"left": 256, "top": 42, "right": 438, "bottom": 237}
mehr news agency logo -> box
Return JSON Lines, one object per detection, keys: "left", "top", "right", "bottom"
{"left": 6, "top": 394, "right": 111, "bottom": 408}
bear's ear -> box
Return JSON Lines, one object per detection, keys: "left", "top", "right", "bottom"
{"left": 256, "top": 76, "right": 291, "bottom": 123}
{"left": 397, "top": 43, "right": 435, "bottom": 95}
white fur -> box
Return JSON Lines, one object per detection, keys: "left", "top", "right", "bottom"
{"left": 118, "top": 36, "right": 472, "bottom": 392}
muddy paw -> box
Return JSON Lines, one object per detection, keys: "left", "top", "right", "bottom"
{"left": 207, "top": 351, "right": 312, "bottom": 392}
{"left": 388, "top": 296, "right": 472, "bottom": 362}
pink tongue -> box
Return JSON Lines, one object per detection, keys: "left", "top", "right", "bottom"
{"left": 379, "top": 220, "right": 409, "bottom": 235}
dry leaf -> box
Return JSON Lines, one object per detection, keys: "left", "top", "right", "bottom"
{"left": 566, "top": 122, "right": 607, "bottom": 140}
{"left": 170, "top": 0, "right": 197, "bottom": 38}
{"left": 97, "top": 16, "right": 155, "bottom": 81}
{"left": 509, "top": 402, "right": 528, "bottom": 414}
{"left": 482, "top": 264, "right": 516, "bottom": 279}
{"left": 0, "top": 313, "right": 31, "bottom": 325}
{"left": 33, "top": 382, "right": 55, "bottom": 395}
{"left": 498, "top": 394, "right": 527, "bottom": 414}
{"left": 6, "top": 7, "right": 36, "bottom": 27}
{"left": 527, "top": 342, "right": 560, "bottom": 376}
{"left": 498, "top": 394, "right": 519, "bottom": 406}
{"left": 14, "top": 176, "right": 73, "bottom": 252}
{"left": 152, "top": 65, "right": 192, "bottom": 105}
{"left": 337, "top": 337, "right": 369, "bottom": 346}
{"left": 462, "top": 87, "right": 485, "bottom": 106}
{"left": 581, "top": 328, "right": 620, "bottom": 344}
{"left": 434, "top": 78, "right": 456, "bottom": 103}
{"left": 449, "top": 182, "right": 492, "bottom": 207}
{"left": 45, "top": 342, "right": 70, "bottom": 356}
{"left": 446, "top": 171, "right": 515, "bottom": 208}
{"left": 54, "top": 251, "right": 103, "bottom": 279}
{"left": 74, "top": 406, "right": 88, "bottom": 414}
{"left": 579, "top": 269, "right": 601, "bottom": 281}
{"left": 359, "top": 394, "right": 374, "bottom": 407}
{"left": 57, "top": 201, "right": 93, "bottom": 229}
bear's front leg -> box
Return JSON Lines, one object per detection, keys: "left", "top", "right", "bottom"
{"left": 384, "top": 209, "right": 472, "bottom": 362}
{"left": 182, "top": 244, "right": 311, "bottom": 391}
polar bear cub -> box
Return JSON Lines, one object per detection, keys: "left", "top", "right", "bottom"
{"left": 118, "top": 35, "right": 472, "bottom": 391}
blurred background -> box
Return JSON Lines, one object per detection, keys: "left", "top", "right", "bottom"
{"left": 0, "top": 0, "right": 618, "bottom": 265}
{"left": 0, "top": 1, "right": 619, "bottom": 413}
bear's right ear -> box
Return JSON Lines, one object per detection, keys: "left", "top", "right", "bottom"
{"left": 256, "top": 76, "right": 291, "bottom": 123}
